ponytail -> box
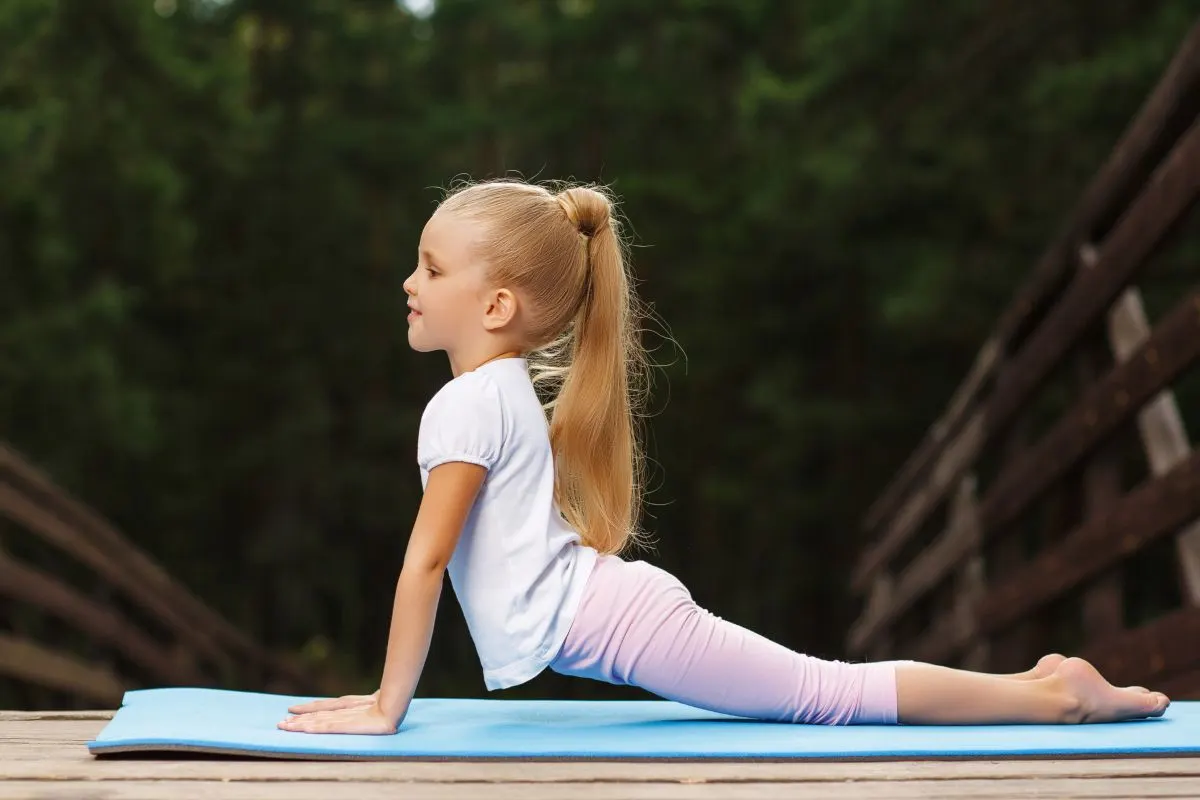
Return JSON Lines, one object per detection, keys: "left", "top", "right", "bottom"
{"left": 546, "top": 187, "right": 651, "bottom": 556}
{"left": 437, "top": 180, "right": 654, "bottom": 556}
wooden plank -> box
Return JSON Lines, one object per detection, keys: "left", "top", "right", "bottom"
{"left": 1101, "top": 282, "right": 1200, "bottom": 604}
{"left": 0, "top": 550, "right": 208, "bottom": 687}
{"left": 860, "top": 18, "right": 1200, "bottom": 539}
{"left": 852, "top": 290, "right": 1200, "bottom": 652}
{"left": 949, "top": 475, "right": 988, "bottom": 669}
{"left": 980, "top": 419, "right": 1040, "bottom": 674}
{"left": 0, "top": 634, "right": 126, "bottom": 706}
{"left": 1080, "top": 446, "right": 1124, "bottom": 640}
{"left": 0, "top": 479, "right": 232, "bottom": 672}
{"left": 1084, "top": 606, "right": 1200, "bottom": 689}
{"left": 0, "top": 719, "right": 1197, "bottom": 780}
{"left": 980, "top": 450, "right": 1200, "bottom": 638}
{"left": 0, "top": 710, "right": 111, "bottom": 720}
{"left": 0, "top": 720, "right": 1195, "bottom": 780}
{"left": 912, "top": 448, "right": 1200, "bottom": 664}
{"left": 853, "top": 116, "right": 1200, "bottom": 593}
{"left": 851, "top": 412, "right": 984, "bottom": 590}
{"left": 0, "top": 446, "right": 315, "bottom": 691}
{"left": 982, "top": 519, "right": 1035, "bottom": 673}
{"left": 983, "top": 126, "right": 1200, "bottom": 524}
{"left": 5, "top": 718, "right": 1200, "bottom": 798}
{"left": 861, "top": 340, "right": 999, "bottom": 537}
{"left": 1078, "top": 331, "right": 1125, "bottom": 641}
{"left": 2, "top": 777, "right": 1200, "bottom": 799}
{"left": 987, "top": 16, "right": 1200, "bottom": 362}
{"left": 848, "top": 477, "right": 980, "bottom": 653}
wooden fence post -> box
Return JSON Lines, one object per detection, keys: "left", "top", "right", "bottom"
{"left": 1086, "top": 247, "right": 1200, "bottom": 605}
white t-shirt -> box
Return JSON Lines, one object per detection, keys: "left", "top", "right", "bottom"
{"left": 417, "top": 357, "right": 599, "bottom": 690}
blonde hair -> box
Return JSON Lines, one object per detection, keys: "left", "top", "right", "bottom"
{"left": 438, "top": 179, "right": 652, "bottom": 556}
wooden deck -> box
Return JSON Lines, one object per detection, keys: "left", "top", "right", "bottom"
{"left": 4, "top": 711, "right": 1200, "bottom": 799}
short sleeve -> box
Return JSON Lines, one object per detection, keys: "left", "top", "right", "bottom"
{"left": 417, "top": 373, "right": 505, "bottom": 472}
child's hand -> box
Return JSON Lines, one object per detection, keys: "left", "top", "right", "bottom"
{"left": 286, "top": 690, "right": 379, "bottom": 716}
{"left": 277, "top": 697, "right": 400, "bottom": 735}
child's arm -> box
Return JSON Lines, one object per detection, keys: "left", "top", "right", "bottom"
{"left": 376, "top": 460, "right": 487, "bottom": 723}
{"left": 279, "top": 460, "right": 486, "bottom": 735}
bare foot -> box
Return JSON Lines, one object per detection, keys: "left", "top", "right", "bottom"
{"left": 1009, "top": 653, "right": 1067, "bottom": 681}
{"left": 1050, "top": 657, "right": 1169, "bottom": 723}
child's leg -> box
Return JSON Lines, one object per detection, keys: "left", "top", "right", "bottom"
{"left": 1003, "top": 653, "right": 1065, "bottom": 680}
{"left": 550, "top": 556, "right": 1170, "bottom": 726}
{"left": 551, "top": 556, "right": 901, "bottom": 725}
{"left": 896, "top": 658, "right": 1169, "bottom": 725}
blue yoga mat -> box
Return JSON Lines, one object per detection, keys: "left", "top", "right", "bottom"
{"left": 87, "top": 688, "right": 1199, "bottom": 760}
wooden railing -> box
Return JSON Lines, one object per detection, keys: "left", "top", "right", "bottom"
{"left": 0, "top": 444, "right": 345, "bottom": 708}
{"left": 847, "top": 18, "right": 1200, "bottom": 698}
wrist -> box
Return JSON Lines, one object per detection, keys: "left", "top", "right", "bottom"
{"left": 377, "top": 691, "right": 410, "bottom": 723}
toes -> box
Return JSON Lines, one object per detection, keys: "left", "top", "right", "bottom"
{"left": 1051, "top": 656, "right": 1171, "bottom": 722}
{"left": 1116, "top": 688, "right": 1169, "bottom": 720}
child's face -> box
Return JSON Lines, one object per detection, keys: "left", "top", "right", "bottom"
{"left": 402, "top": 210, "right": 492, "bottom": 355}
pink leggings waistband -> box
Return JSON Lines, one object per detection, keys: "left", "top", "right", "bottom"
{"left": 549, "top": 554, "right": 899, "bottom": 725}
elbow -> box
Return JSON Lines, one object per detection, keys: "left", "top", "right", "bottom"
{"left": 402, "top": 554, "right": 449, "bottom": 579}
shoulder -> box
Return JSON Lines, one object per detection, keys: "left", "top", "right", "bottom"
{"left": 422, "top": 370, "right": 502, "bottom": 422}
{"left": 417, "top": 371, "right": 507, "bottom": 471}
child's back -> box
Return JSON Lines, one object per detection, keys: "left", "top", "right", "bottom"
{"left": 418, "top": 356, "right": 597, "bottom": 691}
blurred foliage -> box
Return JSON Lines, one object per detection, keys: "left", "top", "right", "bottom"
{"left": 0, "top": 0, "right": 1197, "bottom": 700}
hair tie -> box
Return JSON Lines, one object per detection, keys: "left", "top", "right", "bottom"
{"left": 556, "top": 194, "right": 607, "bottom": 241}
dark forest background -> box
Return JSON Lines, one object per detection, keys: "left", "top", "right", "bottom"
{"left": 3, "top": 0, "right": 1199, "bottom": 701}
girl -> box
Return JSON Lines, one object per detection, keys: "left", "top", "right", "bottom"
{"left": 278, "top": 180, "right": 1169, "bottom": 735}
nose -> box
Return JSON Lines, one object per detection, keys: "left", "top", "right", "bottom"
{"left": 403, "top": 272, "right": 415, "bottom": 297}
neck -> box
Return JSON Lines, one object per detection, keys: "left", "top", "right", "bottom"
{"left": 451, "top": 349, "right": 522, "bottom": 377}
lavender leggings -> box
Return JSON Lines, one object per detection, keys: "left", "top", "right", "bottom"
{"left": 549, "top": 554, "right": 900, "bottom": 725}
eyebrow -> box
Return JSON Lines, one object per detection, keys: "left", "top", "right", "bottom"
{"left": 419, "top": 247, "right": 443, "bottom": 266}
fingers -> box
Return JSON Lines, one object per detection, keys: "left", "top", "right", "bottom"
{"left": 287, "top": 699, "right": 338, "bottom": 714}
{"left": 281, "top": 706, "right": 348, "bottom": 727}
{"left": 281, "top": 708, "right": 333, "bottom": 731}
{"left": 280, "top": 712, "right": 337, "bottom": 733}
{"left": 276, "top": 706, "right": 395, "bottom": 735}
{"left": 287, "top": 694, "right": 375, "bottom": 714}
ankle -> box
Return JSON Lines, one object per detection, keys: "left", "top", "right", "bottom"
{"left": 1047, "top": 675, "right": 1085, "bottom": 723}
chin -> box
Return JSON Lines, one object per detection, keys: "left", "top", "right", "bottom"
{"left": 405, "top": 334, "right": 440, "bottom": 354}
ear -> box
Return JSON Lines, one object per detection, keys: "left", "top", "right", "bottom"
{"left": 481, "top": 287, "right": 518, "bottom": 332}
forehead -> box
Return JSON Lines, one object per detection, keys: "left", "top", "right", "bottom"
{"left": 420, "top": 209, "right": 486, "bottom": 269}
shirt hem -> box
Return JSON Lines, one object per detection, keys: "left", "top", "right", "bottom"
{"left": 480, "top": 545, "right": 600, "bottom": 691}
{"left": 422, "top": 453, "right": 494, "bottom": 472}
